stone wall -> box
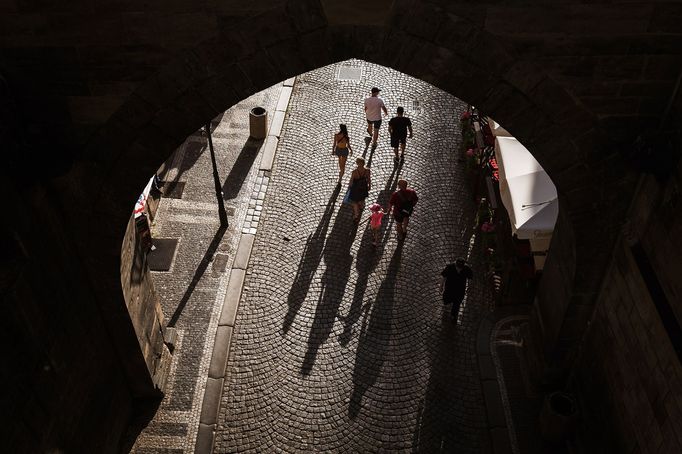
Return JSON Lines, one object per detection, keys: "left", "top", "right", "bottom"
{"left": 1, "top": 179, "right": 136, "bottom": 453}
{"left": 120, "top": 214, "right": 172, "bottom": 391}
{"left": 572, "top": 163, "right": 682, "bottom": 452}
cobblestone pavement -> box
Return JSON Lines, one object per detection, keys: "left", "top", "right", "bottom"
{"left": 214, "top": 60, "right": 495, "bottom": 452}
{"left": 131, "top": 84, "right": 283, "bottom": 452}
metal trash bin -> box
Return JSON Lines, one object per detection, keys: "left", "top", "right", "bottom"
{"left": 249, "top": 107, "right": 268, "bottom": 139}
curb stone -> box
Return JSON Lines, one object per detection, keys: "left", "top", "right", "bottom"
{"left": 194, "top": 77, "right": 296, "bottom": 453}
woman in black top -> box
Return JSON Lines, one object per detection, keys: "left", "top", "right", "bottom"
{"left": 348, "top": 157, "right": 371, "bottom": 224}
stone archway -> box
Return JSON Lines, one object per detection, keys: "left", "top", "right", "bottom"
{"left": 10, "top": 1, "right": 679, "bottom": 450}
{"left": 88, "top": 2, "right": 629, "bottom": 388}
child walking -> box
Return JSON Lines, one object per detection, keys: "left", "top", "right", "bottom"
{"left": 368, "top": 203, "right": 385, "bottom": 246}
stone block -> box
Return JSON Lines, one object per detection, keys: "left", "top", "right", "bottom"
{"left": 276, "top": 86, "right": 293, "bottom": 112}
{"left": 199, "top": 377, "right": 224, "bottom": 425}
{"left": 209, "top": 325, "right": 233, "bottom": 379}
{"left": 269, "top": 110, "right": 286, "bottom": 137}
{"left": 219, "top": 269, "right": 246, "bottom": 327}
{"left": 239, "top": 9, "right": 297, "bottom": 49}
{"left": 195, "top": 422, "right": 216, "bottom": 454}
{"left": 259, "top": 136, "right": 278, "bottom": 171}
{"left": 195, "top": 75, "right": 241, "bottom": 114}
{"left": 233, "top": 234, "right": 255, "bottom": 270}
{"left": 286, "top": 0, "right": 327, "bottom": 33}
{"left": 238, "top": 53, "right": 284, "bottom": 95}
{"left": 264, "top": 37, "right": 312, "bottom": 82}
{"left": 393, "top": 1, "right": 442, "bottom": 42}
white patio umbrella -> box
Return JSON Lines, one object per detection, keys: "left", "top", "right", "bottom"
{"left": 489, "top": 118, "right": 512, "bottom": 137}
{"left": 495, "top": 136, "right": 558, "bottom": 240}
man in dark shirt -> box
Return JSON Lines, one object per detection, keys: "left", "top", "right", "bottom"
{"left": 387, "top": 179, "right": 418, "bottom": 241}
{"left": 440, "top": 258, "right": 473, "bottom": 321}
{"left": 388, "top": 106, "right": 413, "bottom": 162}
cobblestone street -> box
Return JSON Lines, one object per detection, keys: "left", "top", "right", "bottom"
{"left": 214, "top": 61, "right": 495, "bottom": 452}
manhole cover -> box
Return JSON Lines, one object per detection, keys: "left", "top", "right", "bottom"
{"left": 148, "top": 238, "right": 179, "bottom": 271}
{"left": 336, "top": 66, "right": 362, "bottom": 81}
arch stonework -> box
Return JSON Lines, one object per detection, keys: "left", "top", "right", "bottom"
{"left": 83, "top": 0, "right": 634, "bottom": 372}
{"left": 3, "top": 0, "right": 680, "bottom": 450}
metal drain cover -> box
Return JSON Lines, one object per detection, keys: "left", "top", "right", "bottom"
{"left": 336, "top": 66, "right": 362, "bottom": 81}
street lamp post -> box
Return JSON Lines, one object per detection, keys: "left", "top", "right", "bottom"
{"left": 205, "top": 122, "right": 228, "bottom": 227}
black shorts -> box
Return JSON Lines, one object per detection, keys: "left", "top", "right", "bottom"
{"left": 394, "top": 211, "right": 408, "bottom": 223}
{"left": 367, "top": 119, "right": 382, "bottom": 129}
{"left": 390, "top": 134, "right": 407, "bottom": 148}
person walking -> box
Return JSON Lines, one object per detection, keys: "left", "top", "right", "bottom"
{"left": 364, "top": 87, "right": 388, "bottom": 147}
{"left": 440, "top": 258, "right": 473, "bottom": 322}
{"left": 348, "top": 157, "right": 371, "bottom": 224}
{"left": 388, "top": 106, "right": 413, "bottom": 162}
{"left": 367, "top": 203, "right": 386, "bottom": 246}
{"left": 332, "top": 124, "right": 353, "bottom": 181}
{"left": 387, "top": 179, "right": 418, "bottom": 240}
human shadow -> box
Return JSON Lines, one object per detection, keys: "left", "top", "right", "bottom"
{"left": 300, "top": 206, "right": 357, "bottom": 376}
{"left": 283, "top": 184, "right": 341, "bottom": 334}
{"left": 338, "top": 167, "right": 400, "bottom": 346}
{"left": 222, "top": 137, "right": 265, "bottom": 199}
{"left": 411, "top": 220, "right": 484, "bottom": 451}
{"left": 348, "top": 242, "right": 403, "bottom": 419}
{"left": 338, "top": 223, "right": 381, "bottom": 347}
{"left": 167, "top": 226, "right": 227, "bottom": 327}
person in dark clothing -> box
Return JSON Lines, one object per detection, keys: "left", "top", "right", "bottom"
{"left": 388, "top": 106, "right": 413, "bottom": 162}
{"left": 387, "top": 179, "right": 418, "bottom": 241}
{"left": 440, "top": 258, "right": 473, "bottom": 321}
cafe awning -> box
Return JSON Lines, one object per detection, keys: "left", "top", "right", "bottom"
{"left": 495, "top": 136, "right": 558, "bottom": 240}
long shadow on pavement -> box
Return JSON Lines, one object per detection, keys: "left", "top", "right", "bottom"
{"left": 339, "top": 165, "right": 401, "bottom": 346}
{"left": 283, "top": 184, "right": 342, "bottom": 334}
{"left": 301, "top": 206, "right": 357, "bottom": 375}
{"left": 349, "top": 242, "right": 403, "bottom": 419}
{"left": 222, "top": 138, "right": 265, "bottom": 200}
{"left": 411, "top": 221, "right": 486, "bottom": 452}
{"left": 167, "top": 225, "right": 227, "bottom": 327}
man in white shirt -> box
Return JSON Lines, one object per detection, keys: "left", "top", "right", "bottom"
{"left": 364, "top": 87, "right": 388, "bottom": 147}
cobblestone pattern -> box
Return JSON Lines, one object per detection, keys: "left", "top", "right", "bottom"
{"left": 242, "top": 170, "right": 271, "bottom": 235}
{"left": 214, "top": 60, "right": 495, "bottom": 452}
{"left": 130, "top": 84, "right": 282, "bottom": 452}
